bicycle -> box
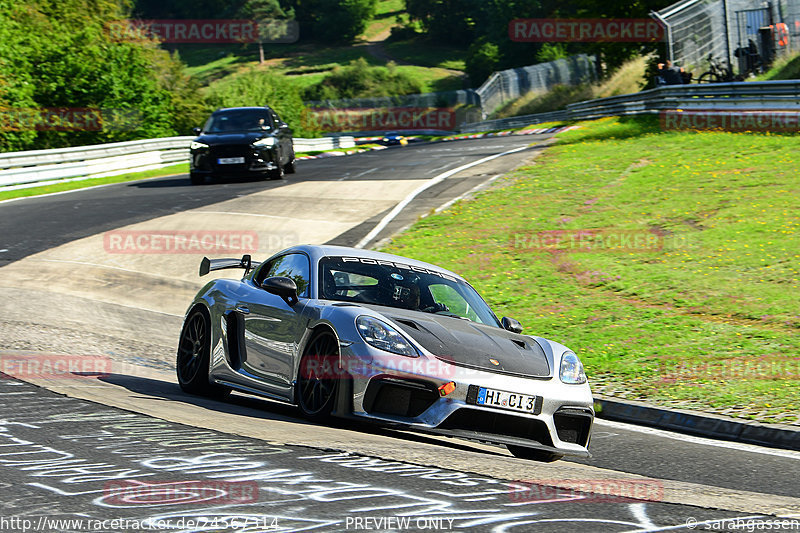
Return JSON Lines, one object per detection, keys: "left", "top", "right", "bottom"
{"left": 697, "top": 54, "right": 744, "bottom": 83}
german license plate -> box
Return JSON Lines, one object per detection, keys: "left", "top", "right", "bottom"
{"left": 476, "top": 387, "right": 538, "bottom": 414}
{"left": 218, "top": 157, "right": 245, "bottom": 164}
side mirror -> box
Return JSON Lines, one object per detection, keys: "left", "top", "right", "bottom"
{"left": 192, "top": 127, "right": 202, "bottom": 135}
{"left": 502, "top": 316, "right": 523, "bottom": 334}
{"left": 261, "top": 276, "right": 299, "bottom": 306}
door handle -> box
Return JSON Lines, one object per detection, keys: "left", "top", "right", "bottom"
{"left": 236, "top": 306, "right": 250, "bottom": 315}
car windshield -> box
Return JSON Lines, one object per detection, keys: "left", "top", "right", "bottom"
{"left": 204, "top": 110, "right": 272, "bottom": 133}
{"left": 318, "top": 256, "right": 501, "bottom": 327}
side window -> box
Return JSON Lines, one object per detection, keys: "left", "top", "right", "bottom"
{"left": 260, "top": 253, "right": 310, "bottom": 297}
{"left": 429, "top": 284, "right": 481, "bottom": 322}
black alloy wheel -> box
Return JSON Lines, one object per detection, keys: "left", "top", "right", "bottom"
{"left": 297, "top": 331, "right": 340, "bottom": 419}
{"left": 176, "top": 309, "right": 230, "bottom": 398}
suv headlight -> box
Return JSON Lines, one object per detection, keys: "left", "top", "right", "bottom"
{"left": 559, "top": 351, "right": 587, "bottom": 384}
{"left": 356, "top": 316, "right": 417, "bottom": 357}
{"left": 252, "top": 137, "right": 276, "bottom": 148}
{"left": 190, "top": 141, "right": 208, "bottom": 150}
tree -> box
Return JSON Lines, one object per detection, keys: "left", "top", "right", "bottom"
{"left": 238, "top": 0, "right": 296, "bottom": 64}
{"left": 465, "top": 39, "right": 500, "bottom": 86}
{"left": 287, "top": 0, "right": 377, "bottom": 43}
{"left": 404, "top": 0, "right": 675, "bottom": 81}
{"left": 206, "top": 69, "right": 318, "bottom": 137}
{"left": 0, "top": 0, "right": 206, "bottom": 151}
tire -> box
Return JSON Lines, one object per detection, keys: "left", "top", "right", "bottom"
{"left": 268, "top": 163, "right": 284, "bottom": 180}
{"left": 697, "top": 72, "right": 715, "bottom": 84}
{"left": 284, "top": 156, "right": 296, "bottom": 175}
{"left": 176, "top": 308, "right": 230, "bottom": 398}
{"left": 506, "top": 444, "right": 564, "bottom": 463}
{"left": 296, "top": 330, "right": 340, "bottom": 420}
{"left": 190, "top": 172, "right": 205, "bottom": 185}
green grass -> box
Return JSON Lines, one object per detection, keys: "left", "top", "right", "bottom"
{"left": 0, "top": 163, "right": 190, "bottom": 202}
{"left": 755, "top": 51, "right": 800, "bottom": 81}
{"left": 393, "top": 66, "right": 464, "bottom": 93}
{"left": 192, "top": 43, "right": 464, "bottom": 97}
{"left": 383, "top": 38, "right": 467, "bottom": 71}
{"left": 381, "top": 116, "right": 800, "bottom": 424}
{"left": 361, "top": 0, "right": 405, "bottom": 40}
{"left": 176, "top": 1, "right": 469, "bottom": 97}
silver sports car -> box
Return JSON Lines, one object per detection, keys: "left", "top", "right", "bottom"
{"left": 177, "top": 244, "right": 593, "bottom": 461}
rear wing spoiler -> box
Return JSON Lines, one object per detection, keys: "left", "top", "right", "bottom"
{"left": 199, "top": 254, "right": 260, "bottom": 276}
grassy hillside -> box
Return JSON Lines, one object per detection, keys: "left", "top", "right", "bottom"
{"left": 179, "top": 0, "right": 465, "bottom": 95}
{"left": 492, "top": 56, "right": 648, "bottom": 119}
{"left": 382, "top": 116, "right": 800, "bottom": 424}
{"left": 756, "top": 50, "right": 800, "bottom": 80}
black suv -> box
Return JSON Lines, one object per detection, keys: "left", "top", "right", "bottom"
{"left": 189, "top": 107, "right": 295, "bottom": 184}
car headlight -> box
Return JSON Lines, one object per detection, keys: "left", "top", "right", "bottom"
{"left": 252, "top": 137, "right": 276, "bottom": 148}
{"left": 190, "top": 141, "right": 208, "bottom": 150}
{"left": 356, "top": 316, "right": 418, "bottom": 357}
{"left": 559, "top": 351, "right": 587, "bottom": 384}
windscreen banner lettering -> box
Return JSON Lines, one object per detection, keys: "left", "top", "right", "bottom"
{"left": 339, "top": 257, "right": 457, "bottom": 282}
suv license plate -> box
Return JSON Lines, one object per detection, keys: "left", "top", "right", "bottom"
{"left": 218, "top": 157, "right": 245, "bottom": 164}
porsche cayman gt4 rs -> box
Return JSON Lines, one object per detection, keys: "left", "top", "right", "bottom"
{"left": 176, "top": 245, "right": 593, "bottom": 461}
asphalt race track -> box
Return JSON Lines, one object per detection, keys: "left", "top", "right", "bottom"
{"left": 1, "top": 135, "right": 798, "bottom": 532}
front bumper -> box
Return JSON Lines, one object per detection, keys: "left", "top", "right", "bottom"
{"left": 191, "top": 145, "right": 279, "bottom": 176}
{"left": 339, "top": 348, "right": 594, "bottom": 457}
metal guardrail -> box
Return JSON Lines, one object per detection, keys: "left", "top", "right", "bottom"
{"left": 459, "top": 111, "right": 569, "bottom": 133}
{"left": 0, "top": 136, "right": 355, "bottom": 189}
{"left": 459, "top": 80, "right": 800, "bottom": 132}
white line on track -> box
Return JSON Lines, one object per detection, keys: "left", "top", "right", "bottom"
{"left": 354, "top": 145, "right": 529, "bottom": 249}
{"left": 630, "top": 503, "right": 658, "bottom": 530}
{"left": 195, "top": 210, "right": 336, "bottom": 223}
{"left": 432, "top": 173, "right": 503, "bottom": 215}
{"left": 339, "top": 167, "right": 378, "bottom": 181}
{"left": 594, "top": 418, "right": 800, "bottom": 459}
{"left": 425, "top": 160, "right": 461, "bottom": 175}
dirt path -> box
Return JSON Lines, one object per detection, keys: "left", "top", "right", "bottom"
{"left": 366, "top": 28, "right": 409, "bottom": 65}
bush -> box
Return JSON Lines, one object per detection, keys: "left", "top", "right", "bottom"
{"left": 0, "top": 0, "right": 205, "bottom": 151}
{"left": 287, "top": 0, "right": 377, "bottom": 43}
{"left": 465, "top": 39, "right": 499, "bottom": 87}
{"left": 205, "top": 69, "right": 319, "bottom": 137}
{"left": 302, "top": 58, "right": 423, "bottom": 101}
